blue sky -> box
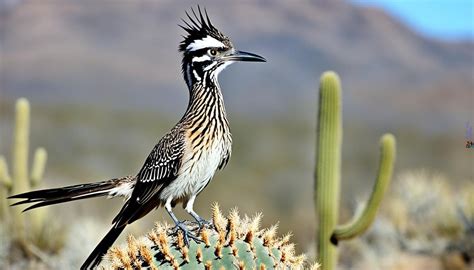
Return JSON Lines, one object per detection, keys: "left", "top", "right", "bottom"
{"left": 351, "top": 0, "right": 473, "bottom": 41}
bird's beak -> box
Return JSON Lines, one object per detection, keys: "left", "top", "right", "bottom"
{"left": 223, "top": 50, "right": 266, "bottom": 62}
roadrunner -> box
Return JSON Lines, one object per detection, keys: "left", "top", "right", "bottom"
{"left": 9, "top": 7, "right": 265, "bottom": 269}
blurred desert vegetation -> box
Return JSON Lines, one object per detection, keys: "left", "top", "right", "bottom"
{"left": 0, "top": 0, "right": 472, "bottom": 269}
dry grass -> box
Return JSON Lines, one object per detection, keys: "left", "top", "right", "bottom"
{"left": 338, "top": 169, "right": 473, "bottom": 270}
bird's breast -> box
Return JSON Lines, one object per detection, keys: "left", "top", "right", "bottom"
{"left": 159, "top": 126, "right": 231, "bottom": 202}
{"left": 181, "top": 131, "right": 231, "bottom": 186}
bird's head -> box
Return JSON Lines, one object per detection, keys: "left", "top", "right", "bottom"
{"left": 179, "top": 7, "right": 265, "bottom": 88}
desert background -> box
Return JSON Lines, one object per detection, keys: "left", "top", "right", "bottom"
{"left": 0, "top": 0, "right": 473, "bottom": 269}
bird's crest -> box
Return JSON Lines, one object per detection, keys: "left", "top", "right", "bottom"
{"left": 179, "top": 6, "right": 231, "bottom": 53}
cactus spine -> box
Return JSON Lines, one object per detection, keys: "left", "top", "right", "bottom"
{"left": 0, "top": 98, "right": 48, "bottom": 248}
{"left": 100, "top": 204, "right": 314, "bottom": 270}
{"left": 314, "top": 72, "right": 396, "bottom": 270}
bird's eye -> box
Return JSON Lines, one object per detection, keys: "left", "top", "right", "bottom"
{"left": 208, "top": 49, "right": 218, "bottom": 56}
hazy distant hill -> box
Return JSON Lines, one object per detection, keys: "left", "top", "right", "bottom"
{"left": 1, "top": 0, "right": 473, "bottom": 131}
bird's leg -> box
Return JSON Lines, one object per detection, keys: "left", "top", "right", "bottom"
{"left": 185, "top": 195, "right": 212, "bottom": 229}
{"left": 165, "top": 199, "right": 201, "bottom": 245}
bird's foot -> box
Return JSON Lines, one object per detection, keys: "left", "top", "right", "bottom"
{"left": 172, "top": 221, "right": 202, "bottom": 246}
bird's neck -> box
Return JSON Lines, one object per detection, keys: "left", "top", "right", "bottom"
{"left": 183, "top": 74, "right": 228, "bottom": 123}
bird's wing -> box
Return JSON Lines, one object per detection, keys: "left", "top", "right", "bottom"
{"left": 136, "top": 132, "right": 185, "bottom": 203}
{"left": 113, "top": 130, "right": 186, "bottom": 226}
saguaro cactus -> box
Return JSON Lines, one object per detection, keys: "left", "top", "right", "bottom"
{"left": 314, "top": 71, "right": 396, "bottom": 270}
{"left": 100, "top": 204, "right": 319, "bottom": 270}
{"left": 0, "top": 98, "right": 48, "bottom": 248}
{"left": 0, "top": 157, "right": 12, "bottom": 220}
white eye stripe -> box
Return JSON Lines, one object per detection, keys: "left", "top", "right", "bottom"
{"left": 193, "top": 70, "right": 201, "bottom": 81}
{"left": 203, "top": 62, "right": 217, "bottom": 71}
{"left": 187, "top": 36, "right": 225, "bottom": 51}
{"left": 192, "top": 55, "right": 211, "bottom": 62}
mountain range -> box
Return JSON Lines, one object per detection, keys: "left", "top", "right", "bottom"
{"left": 1, "top": 0, "right": 473, "bottom": 132}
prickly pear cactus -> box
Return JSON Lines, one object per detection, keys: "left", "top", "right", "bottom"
{"left": 100, "top": 204, "right": 318, "bottom": 270}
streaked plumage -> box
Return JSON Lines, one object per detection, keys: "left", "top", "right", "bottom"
{"left": 9, "top": 6, "right": 265, "bottom": 269}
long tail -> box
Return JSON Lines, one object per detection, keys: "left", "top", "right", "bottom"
{"left": 8, "top": 176, "right": 135, "bottom": 212}
{"left": 81, "top": 225, "right": 126, "bottom": 270}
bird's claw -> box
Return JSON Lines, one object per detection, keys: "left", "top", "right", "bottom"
{"left": 172, "top": 222, "right": 202, "bottom": 246}
{"left": 196, "top": 218, "right": 212, "bottom": 230}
